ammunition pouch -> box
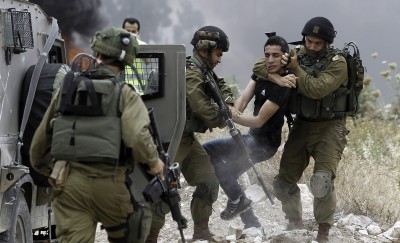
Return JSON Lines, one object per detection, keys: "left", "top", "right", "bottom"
{"left": 289, "top": 86, "right": 349, "bottom": 120}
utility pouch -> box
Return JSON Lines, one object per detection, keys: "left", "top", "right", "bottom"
{"left": 321, "top": 94, "right": 335, "bottom": 119}
{"left": 50, "top": 160, "right": 70, "bottom": 187}
{"left": 300, "top": 96, "right": 320, "bottom": 119}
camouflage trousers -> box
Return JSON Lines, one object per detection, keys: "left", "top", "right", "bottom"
{"left": 275, "top": 118, "right": 348, "bottom": 225}
{"left": 52, "top": 168, "right": 133, "bottom": 243}
{"left": 150, "top": 132, "right": 219, "bottom": 230}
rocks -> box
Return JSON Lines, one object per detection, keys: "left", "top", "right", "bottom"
{"left": 94, "top": 183, "right": 398, "bottom": 243}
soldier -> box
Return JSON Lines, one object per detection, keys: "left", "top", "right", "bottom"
{"left": 146, "top": 25, "right": 234, "bottom": 242}
{"left": 30, "top": 27, "right": 164, "bottom": 243}
{"left": 203, "top": 35, "right": 295, "bottom": 228}
{"left": 272, "top": 17, "right": 349, "bottom": 243}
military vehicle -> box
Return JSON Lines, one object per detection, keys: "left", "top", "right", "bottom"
{"left": 0, "top": 0, "right": 186, "bottom": 242}
{"left": 0, "top": 0, "right": 66, "bottom": 242}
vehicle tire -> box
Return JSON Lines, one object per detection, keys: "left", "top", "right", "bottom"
{"left": 0, "top": 190, "right": 33, "bottom": 243}
{"left": 19, "top": 63, "right": 64, "bottom": 187}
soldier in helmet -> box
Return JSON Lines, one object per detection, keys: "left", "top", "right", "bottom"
{"left": 146, "top": 25, "right": 235, "bottom": 242}
{"left": 30, "top": 27, "right": 164, "bottom": 243}
{"left": 270, "top": 17, "right": 349, "bottom": 242}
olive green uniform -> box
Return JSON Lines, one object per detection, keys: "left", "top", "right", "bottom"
{"left": 273, "top": 46, "right": 349, "bottom": 226}
{"left": 150, "top": 53, "right": 233, "bottom": 229}
{"left": 30, "top": 67, "right": 159, "bottom": 243}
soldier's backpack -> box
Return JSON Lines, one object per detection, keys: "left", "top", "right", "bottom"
{"left": 339, "top": 41, "right": 365, "bottom": 117}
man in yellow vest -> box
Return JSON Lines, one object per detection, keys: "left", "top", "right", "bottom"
{"left": 122, "top": 17, "right": 148, "bottom": 95}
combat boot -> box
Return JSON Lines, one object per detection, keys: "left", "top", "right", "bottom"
{"left": 145, "top": 228, "right": 160, "bottom": 243}
{"left": 240, "top": 209, "right": 261, "bottom": 229}
{"left": 316, "top": 223, "right": 331, "bottom": 242}
{"left": 286, "top": 218, "right": 305, "bottom": 230}
{"left": 192, "top": 220, "right": 214, "bottom": 241}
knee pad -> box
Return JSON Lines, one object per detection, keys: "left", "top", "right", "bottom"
{"left": 310, "top": 170, "right": 333, "bottom": 199}
{"left": 272, "top": 176, "right": 299, "bottom": 201}
{"left": 192, "top": 182, "right": 219, "bottom": 204}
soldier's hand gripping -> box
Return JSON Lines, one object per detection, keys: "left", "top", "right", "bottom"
{"left": 147, "top": 158, "right": 165, "bottom": 180}
{"left": 281, "top": 48, "right": 299, "bottom": 70}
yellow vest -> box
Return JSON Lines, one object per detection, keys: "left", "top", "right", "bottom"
{"left": 124, "top": 39, "right": 147, "bottom": 95}
{"left": 124, "top": 59, "right": 146, "bottom": 95}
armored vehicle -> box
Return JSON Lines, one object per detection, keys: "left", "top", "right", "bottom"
{"left": 0, "top": 0, "right": 65, "bottom": 242}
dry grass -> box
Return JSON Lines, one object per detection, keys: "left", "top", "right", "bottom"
{"left": 196, "top": 117, "right": 400, "bottom": 226}
{"left": 336, "top": 119, "right": 400, "bottom": 225}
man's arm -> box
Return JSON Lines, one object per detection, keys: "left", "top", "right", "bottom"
{"left": 120, "top": 85, "right": 164, "bottom": 176}
{"left": 234, "top": 79, "right": 255, "bottom": 112}
{"left": 233, "top": 100, "right": 279, "bottom": 128}
{"left": 186, "top": 70, "right": 225, "bottom": 129}
{"left": 268, "top": 72, "right": 297, "bottom": 88}
{"left": 282, "top": 50, "right": 347, "bottom": 99}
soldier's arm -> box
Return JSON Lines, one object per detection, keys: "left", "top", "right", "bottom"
{"left": 253, "top": 57, "right": 296, "bottom": 88}
{"left": 214, "top": 74, "right": 234, "bottom": 105}
{"left": 120, "top": 85, "right": 159, "bottom": 169}
{"left": 186, "top": 70, "right": 225, "bottom": 129}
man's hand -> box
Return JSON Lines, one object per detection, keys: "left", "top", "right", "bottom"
{"left": 268, "top": 73, "right": 297, "bottom": 88}
{"left": 282, "top": 49, "right": 299, "bottom": 70}
{"left": 229, "top": 106, "right": 241, "bottom": 119}
{"left": 147, "top": 158, "right": 165, "bottom": 180}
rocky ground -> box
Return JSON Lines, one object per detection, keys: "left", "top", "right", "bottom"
{"left": 95, "top": 172, "right": 400, "bottom": 243}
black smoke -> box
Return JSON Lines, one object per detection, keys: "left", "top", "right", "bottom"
{"left": 30, "top": 0, "right": 106, "bottom": 40}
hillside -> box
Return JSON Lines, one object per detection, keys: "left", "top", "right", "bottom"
{"left": 95, "top": 120, "right": 400, "bottom": 242}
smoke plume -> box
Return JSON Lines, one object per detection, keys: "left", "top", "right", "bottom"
{"left": 30, "top": 0, "right": 106, "bottom": 40}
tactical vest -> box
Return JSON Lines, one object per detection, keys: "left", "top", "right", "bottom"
{"left": 289, "top": 47, "right": 348, "bottom": 120}
{"left": 50, "top": 72, "right": 123, "bottom": 163}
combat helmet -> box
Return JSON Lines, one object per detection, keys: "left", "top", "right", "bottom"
{"left": 91, "top": 27, "right": 139, "bottom": 68}
{"left": 301, "top": 17, "right": 336, "bottom": 44}
{"left": 190, "top": 25, "right": 230, "bottom": 52}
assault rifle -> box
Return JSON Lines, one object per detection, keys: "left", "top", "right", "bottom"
{"left": 203, "top": 71, "right": 275, "bottom": 205}
{"left": 142, "top": 108, "right": 187, "bottom": 242}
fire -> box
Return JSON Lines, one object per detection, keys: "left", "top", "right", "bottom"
{"left": 63, "top": 35, "right": 90, "bottom": 70}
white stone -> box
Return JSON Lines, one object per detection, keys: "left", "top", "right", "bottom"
{"left": 253, "top": 236, "right": 263, "bottom": 243}
{"left": 226, "top": 234, "right": 236, "bottom": 241}
{"left": 242, "top": 227, "right": 263, "bottom": 238}
{"left": 228, "top": 221, "right": 243, "bottom": 239}
{"left": 379, "top": 221, "right": 400, "bottom": 240}
{"left": 337, "top": 213, "right": 373, "bottom": 228}
{"left": 244, "top": 184, "right": 265, "bottom": 203}
{"left": 367, "top": 224, "right": 382, "bottom": 235}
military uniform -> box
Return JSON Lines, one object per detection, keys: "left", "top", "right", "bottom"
{"left": 30, "top": 66, "right": 159, "bottom": 243}
{"left": 150, "top": 53, "right": 233, "bottom": 231}
{"left": 273, "top": 45, "right": 349, "bottom": 226}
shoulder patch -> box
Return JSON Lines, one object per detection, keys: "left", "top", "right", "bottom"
{"left": 332, "top": 55, "right": 340, "bottom": 61}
